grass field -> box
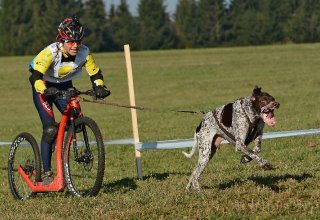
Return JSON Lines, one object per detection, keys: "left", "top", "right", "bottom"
{"left": 0, "top": 43, "right": 320, "bottom": 219}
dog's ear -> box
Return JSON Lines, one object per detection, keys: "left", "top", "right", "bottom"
{"left": 252, "top": 86, "right": 262, "bottom": 97}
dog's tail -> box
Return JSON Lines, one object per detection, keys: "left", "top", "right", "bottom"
{"left": 182, "top": 133, "right": 198, "bottom": 158}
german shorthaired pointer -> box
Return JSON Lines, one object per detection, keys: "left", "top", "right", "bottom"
{"left": 183, "top": 86, "right": 280, "bottom": 191}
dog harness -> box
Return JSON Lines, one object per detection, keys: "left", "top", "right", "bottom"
{"left": 212, "top": 100, "right": 261, "bottom": 145}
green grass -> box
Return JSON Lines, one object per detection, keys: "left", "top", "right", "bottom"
{"left": 0, "top": 43, "right": 320, "bottom": 219}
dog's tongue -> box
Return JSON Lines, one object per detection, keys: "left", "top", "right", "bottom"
{"left": 263, "top": 112, "right": 276, "bottom": 126}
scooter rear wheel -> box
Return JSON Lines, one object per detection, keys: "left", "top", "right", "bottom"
{"left": 8, "top": 132, "right": 41, "bottom": 200}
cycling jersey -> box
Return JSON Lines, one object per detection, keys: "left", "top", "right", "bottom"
{"left": 29, "top": 42, "right": 104, "bottom": 93}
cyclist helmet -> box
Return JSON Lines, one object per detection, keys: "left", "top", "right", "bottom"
{"left": 56, "top": 16, "right": 84, "bottom": 42}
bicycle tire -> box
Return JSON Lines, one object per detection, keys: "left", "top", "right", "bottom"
{"left": 63, "top": 116, "right": 105, "bottom": 197}
{"left": 8, "top": 132, "right": 41, "bottom": 200}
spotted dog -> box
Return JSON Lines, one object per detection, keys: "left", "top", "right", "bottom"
{"left": 183, "top": 86, "right": 280, "bottom": 191}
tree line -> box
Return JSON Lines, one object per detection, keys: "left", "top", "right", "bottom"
{"left": 1, "top": 0, "right": 320, "bottom": 56}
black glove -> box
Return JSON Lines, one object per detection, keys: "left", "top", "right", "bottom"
{"left": 43, "top": 87, "right": 59, "bottom": 97}
{"left": 95, "top": 85, "right": 111, "bottom": 99}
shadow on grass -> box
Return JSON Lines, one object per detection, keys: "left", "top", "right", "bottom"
{"left": 143, "top": 172, "right": 188, "bottom": 180}
{"left": 103, "top": 177, "right": 138, "bottom": 193}
{"left": 248, "top": 173, "right": 313, "bottom": 192}
{"left": 103, "top": 172, "right": 188, "bottom": 194}
{"left": 205, "top": 173, "right": 313, "bottom": 193}
{"left": 213, "top": 178, "right": 244, "bottom": 190}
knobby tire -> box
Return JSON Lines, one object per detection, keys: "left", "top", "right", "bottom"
{"left": 8, "top": 132, "right": 41, "bottom": 200}
{"left": 63, "top": 116, "right": 105, "bottom": 197}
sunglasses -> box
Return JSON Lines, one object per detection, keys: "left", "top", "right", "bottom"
{"left": 64, "top": 39, "right": 82, "bottom": 46}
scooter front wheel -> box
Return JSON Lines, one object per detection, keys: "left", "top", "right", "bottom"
{"left": 63, "top": 116, "right": 105, "bottom": 197}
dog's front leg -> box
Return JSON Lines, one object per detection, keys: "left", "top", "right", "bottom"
{"left": 234, "top": 120, "right": 273, "bottom": 169}
{"left": 240, "top": 135, "right": 262, "bottom": 163}
{"left": 252, "top": 122, "right": 265, "bottom": 154}
{"left": 235, "top": 138, "right": 273, "bottom": 170}
{"left": 252, "top": 134, "right": 262, "bottom": 154}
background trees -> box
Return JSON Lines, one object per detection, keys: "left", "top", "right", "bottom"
{"left": 286, "top": 0, "right": 320, "bottom": 43}
{"left": 1, "top": 0, "right": 320, "bottom": 56}
{"left": 82, "top": 0, "right": 110, "bottom": 51}
{"left": 175, "top": 0, "right": 198, "bottom": 48}
{"left": 196, "top": 0, "right": 224, "bottom": 47}
{"left": 137, "top": 0, "right": 176, "bottom": 50}
{"left": 0, "top": 0, "right": 85, "bottom": 55}
{"left": 108, "top": 0, "right": 139, "bottom": 50}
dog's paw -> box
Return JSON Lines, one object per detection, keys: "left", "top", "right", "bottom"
{"left": 186, "top": 181, "right": 201, "bottom": 192}
{"left": 240, "top": 155, "right": 253, "bottom": 163}
{"left": 261, "top": 162, "right": 274, "bottom": 170}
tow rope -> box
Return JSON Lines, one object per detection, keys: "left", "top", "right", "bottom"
{"left": 79, "top": 97, "right": 205, "bottom": 115}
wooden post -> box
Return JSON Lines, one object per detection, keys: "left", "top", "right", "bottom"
{"left": 124, "top": 44, "right": 143, "bottom": 179}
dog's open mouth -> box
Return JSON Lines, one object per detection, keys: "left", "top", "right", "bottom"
{"left": 260, "top": 101, "right": 279, "bottom": 127}
{"left": 261, "top": 109, "right": 276, "bottom": 126}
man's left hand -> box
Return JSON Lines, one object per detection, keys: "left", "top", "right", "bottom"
{"left": 95, "top": 85, "right": 111, "bottom": 98}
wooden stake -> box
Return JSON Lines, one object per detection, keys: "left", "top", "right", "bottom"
{"left": 124, "top": 44, "right": 143, "bottom": 179}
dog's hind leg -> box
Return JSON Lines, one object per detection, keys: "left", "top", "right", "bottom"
{"left": 186, "top": 130, "right": 217, "bottom": 191}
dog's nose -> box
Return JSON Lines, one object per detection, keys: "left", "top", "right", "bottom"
{"left": 273, "top": 102, "right": 280, "bottom": 108}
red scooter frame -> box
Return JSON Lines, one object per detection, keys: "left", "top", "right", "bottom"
{"left": 9, "top": 87, "right": 106, "bottom": 199}
{"left": 17, "top": 96, "right": 80, "bottom": 192}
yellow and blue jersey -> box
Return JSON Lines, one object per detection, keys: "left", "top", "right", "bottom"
{"left": 29, "top": 42, "right": 104, "bottom": 93}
